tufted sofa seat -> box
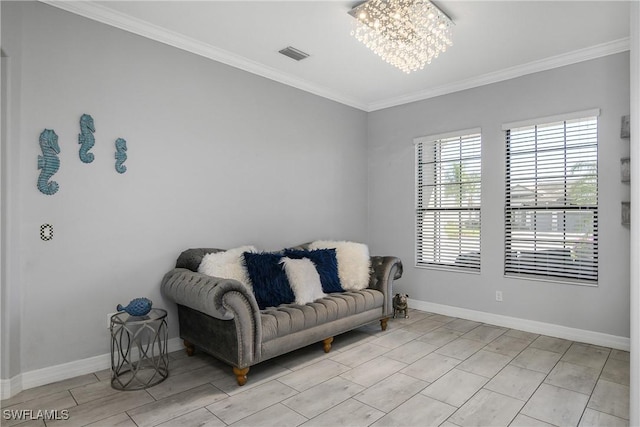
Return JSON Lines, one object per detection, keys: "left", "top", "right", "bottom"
{"left": 261, "top": 290, "right": 384, "bottom": 340}
{"left": 161, "top": 244, "right": 403, "bottom": 386}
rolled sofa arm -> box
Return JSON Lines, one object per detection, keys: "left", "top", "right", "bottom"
{"left": 161, "top": 268, "right": 263, "bottom": 367}
{"left": 161, "top": 268, "right": 260, "bottom": 321}
{"left": 369, "top": 256, "right": 404, "bottom": 317}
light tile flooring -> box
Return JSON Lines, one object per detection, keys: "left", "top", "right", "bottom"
{"left": 1, "top": 309, "right": 631, "bottom": 427}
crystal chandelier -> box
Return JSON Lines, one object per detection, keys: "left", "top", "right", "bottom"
{"left": 349, "top": 0, "right": 453, "bottom": 74}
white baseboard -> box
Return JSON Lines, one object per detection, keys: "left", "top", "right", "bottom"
{"left": 409, "top": 299, "right": 630, "bottom": 351}
{"left": 0, "top": 375, "right": 21, "bottom": 401}
{"left": 0, "top": 337, "right": 183, "bottom": 400}
{"left": 2, "top": 304, "right": 631, "bottom": 400}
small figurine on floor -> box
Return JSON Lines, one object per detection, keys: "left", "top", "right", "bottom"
{"left": 393, "top": 293, "right": 409, "bottom": 319}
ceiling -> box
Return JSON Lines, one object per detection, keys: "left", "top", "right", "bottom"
{"left": 44, "top": 1, "right": 631, "bottom": 111}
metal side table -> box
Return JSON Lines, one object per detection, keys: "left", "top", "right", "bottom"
{"left": 110, "top": 308, "right": 169, "bottom": 390}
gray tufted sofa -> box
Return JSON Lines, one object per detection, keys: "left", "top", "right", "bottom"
{"left": 160, "top": 244, "right": 403, "bottom": 386}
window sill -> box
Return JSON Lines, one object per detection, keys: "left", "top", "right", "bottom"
{"left": 415, "top": 263, "right": 481, "bottom": 275}
{"left": 504, "top": 273, "right": 598, "bottom": 287}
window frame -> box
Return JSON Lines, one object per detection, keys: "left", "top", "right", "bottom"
{"left": 415, "top": 128, "right": 482, "bottom": 272}
{"left": 502, "top": 109, "right": 600, "bottom": 285}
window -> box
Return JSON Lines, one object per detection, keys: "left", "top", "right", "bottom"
{"left": 504, "top": 110, "right": 599, "bottom": 284}
{"left": 415, "top": 129, "right": 481, "bottom": 271}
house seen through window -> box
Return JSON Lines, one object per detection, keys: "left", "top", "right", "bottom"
{"left": 415, "top": 129, "right": 482, "bottom": 271}
{"left": 503, "top": 110, "right": 599, "bottom": 284}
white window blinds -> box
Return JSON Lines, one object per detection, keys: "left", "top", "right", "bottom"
{"left": 416, "top": 130, "right": 482, "bottom": 271}
{"left": 504, "top": 112, "right": 598, "bottom": 284}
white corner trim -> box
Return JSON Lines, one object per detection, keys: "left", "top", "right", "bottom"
{"left": 409, "top": 298, "right": 630, "bottom": 352}
{"left": 0, "top": 375, "right": 22, "bottom": 402}
{"left": 0, "top": 337, "right": 183, "bottom": 400}
{"left": 628, "top": 3, "right": 640, "bottom": 426}
{"left": 368, "top": 38, "right": 631, "bottom": 112}
{"left": 37, "top": 0, "right": 368, "bottom": 111}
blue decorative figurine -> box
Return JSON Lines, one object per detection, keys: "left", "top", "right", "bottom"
{"left": 37, "top": 129, "right": 61, "bottom": 195}
{"left": 117, "top": 298, "right": 152, "bottom": 316}
{"left": 78, "top": 113, "right": 95, "bottom": 163}
{"left": 115, "top": 138, "right": 127, "bottom": 174}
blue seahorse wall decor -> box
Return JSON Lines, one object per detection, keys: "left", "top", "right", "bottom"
{"left": 115, "top": 138, "right": 127, "bottom": 174}
{"left": 78, "top": 113, "right": 95, "bottom": 163}
{"left": 37, "top": 129, "right": 61, "bottom": 195}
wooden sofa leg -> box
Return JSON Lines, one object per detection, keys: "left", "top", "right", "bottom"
{"left": 233, "top": 367, "right": 250, "bottom": 386}
{"left": 380, "top": 317, "right": 389, "bottom": 331}
{"left": 184, "top": 339, "right": 195, "bottom": 356}
{"left": 322, "top": 337, "right": 334, "bottom": 353}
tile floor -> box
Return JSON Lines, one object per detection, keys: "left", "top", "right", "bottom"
{"left": 1, "top": 309, "right": 631, "bottom": 427}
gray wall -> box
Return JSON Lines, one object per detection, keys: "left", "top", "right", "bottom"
{"left": 1, "top": 1, "right": 368, "bottom": 376}
{"left": 368, "top": 52, "right": 631, "bottom": 338}
{"left": 0, "top": 0, "right": 632, "bottom": 381}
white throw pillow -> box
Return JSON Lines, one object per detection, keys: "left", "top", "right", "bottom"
{"left": 308, "top": 240, "right": 371, "bottom": 290}
{"left": 279, "top": 257, "right": 326, "bottom": 305}
{"left": 198, "top": 245, "right": 257, "bottom": 289}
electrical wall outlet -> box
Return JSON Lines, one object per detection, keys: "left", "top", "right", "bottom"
{"left": 107, "top": 312, "right": 119, "bottom": 328}
{"left": 495, "top": 291, "right": 503, "bottom": 302}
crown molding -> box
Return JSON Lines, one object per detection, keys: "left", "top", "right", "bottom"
{"left": 38, "top": 0, "right": 369, "bottom": 111}
{"left": 39, "top": 1, "right": 629, "bottom": 113}
{"left": 368, "top": 37, "right": 631, "bottom": 111}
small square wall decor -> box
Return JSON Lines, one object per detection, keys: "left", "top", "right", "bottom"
{"left": 621, "top": 115, "right": 630, "bottom": 139}
{"left": 621, "top": 157, "right": 630, "bottom": 183}
{"left": 622, "top": 202, "right": 631, "bottom": 226}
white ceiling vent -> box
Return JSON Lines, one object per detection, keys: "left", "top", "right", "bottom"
{"left": 278, "top": 46, "right": 310, "bottom": 61}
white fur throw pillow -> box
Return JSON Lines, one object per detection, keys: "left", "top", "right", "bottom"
{"left": 198, "top": 245, "right": 257, "bottom": 289}
{"left": 308, "top": 240, "right": 371, "bottom": 290}
{"left": 279, "top": 257, "right": 326, "bottom": 305}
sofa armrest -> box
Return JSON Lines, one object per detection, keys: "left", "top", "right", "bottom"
{"left": 368, "top": 256, "right": 403, "bottom": 317}
{"left": 161, "top": 268, "right": 262, "bottom": 320}
{"left": 161, "top": 268, "right": 263, "bottom": 363}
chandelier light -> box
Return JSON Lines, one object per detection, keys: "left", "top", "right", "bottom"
{"left": 349, "top": 0, "right": 453, "bottom": 74}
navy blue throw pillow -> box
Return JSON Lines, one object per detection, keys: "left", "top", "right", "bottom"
{"left": 243, "top": 252, "right": 294, "bottom": 310}
{"left": 283, "top": 248, "right": 343, "bottom": 293}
